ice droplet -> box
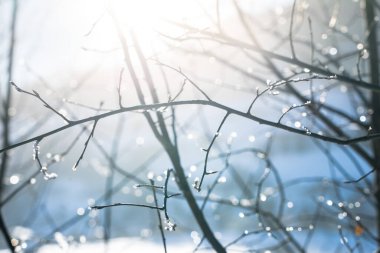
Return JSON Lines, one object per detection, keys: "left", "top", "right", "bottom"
{"left": 164, "top": 218, "right": 176, "bottom": 231}
{"left": 43, "top": 172, "right": 58, "bottom": 181}
{"left": 192, "top": 178, "right": 200, "bottom": 191}
{"left": 270, "top": 90, "right": 280, "bottom": 95}
{"left": 217, "top": 176, "right": 226, "bottom": 183}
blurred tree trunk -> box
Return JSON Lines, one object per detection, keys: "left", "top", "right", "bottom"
{"left": 0, "top": 0, "right": 18, "bottom": 252}
{"left": 365, "top": 0, "right": 380, "bottom": 245}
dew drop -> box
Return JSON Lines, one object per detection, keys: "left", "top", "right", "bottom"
{"left": 136, "top": 137, "right": 145, "bottom": 146}
{"left": 260, "top": 194, "right": 267, "bottom": 202}
{"left": 329, "top": 47, "right": 338, "bottom": 55}
{"left": 77, "top": 207, "right": 85, "bottom": 216}
{"left": 217, "top": 176, "right": 226, "bottom": 183}
{"left": 248, "top": 135, "right": 255, "bottom": 142}
{"left": 164, "top": 218, "right": 176, "bottom": 231}
{"left": 9, "top": 175, "right": 20, "bottom": 185}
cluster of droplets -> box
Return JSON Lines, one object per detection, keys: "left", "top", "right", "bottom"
{"left": 285, "top": 224, "right": 314, "bottom": 232}
{"left": 32, "top": 141, "right": 40, "bottom": 161}
{"left": 266, "top": 80, "right": 280, "bottom": 95}
{"left": 41, "top": 166, "right": 58, "bottom": 181}
{"left": 46, "top": 153, "right": 62, "bottom": 163}
{"left": 33, "top": 141, "right": 58, "bottom": 180}
{"left": 164, "top": 218, "right": 176, "bottom": 231}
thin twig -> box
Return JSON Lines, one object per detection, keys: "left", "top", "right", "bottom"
{"left": 289, "top": 0, "right": 297, "bottom": 59}
{"left": 151, "top": 179, "right": 167, "bottom": 253}
{"left": 11, "top": 82, "right": 72, "bottom": 123}
{"left": 72, "top": 120, "right": 98, "bottom": 171}
{"left": 194, "top": 112, "right": 229, "bottom": 192}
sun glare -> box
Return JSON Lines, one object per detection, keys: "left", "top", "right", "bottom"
{"left": 76, "top": 0, "right": 204, "bottom": 54}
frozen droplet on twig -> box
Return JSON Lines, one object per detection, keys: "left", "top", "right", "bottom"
{"left": 164, "top": 218, "right": 176, "bottom": 231}
{"left": 270, "top": 90, "right": 280, "bottom": 95}
{"left": 43, "top": 172, "right": 58, "bottom": 181}
{"left": 192, "top": 177, "right": 200, "bottom": 191}
{"left": 32, "top": 141, "right": 40, "bottom": 160}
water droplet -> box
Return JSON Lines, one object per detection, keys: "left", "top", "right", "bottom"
{"left": 248, "top": 135, "right": 255, "bottom": 142}
{"left": 217, "top": 176, "right": 226, "bottom": 183}
{"left": 257, "top": 152, "right": 266, "bottom": 159}
{"left": 77, "top": 207, "right": 85, "bottom": 216}
{"left": 260, "top": 194, "right": 267, "bottom": 202}
{"left": 287, "top": 201, "right": 294, "bottom": 208}
{"left": 270, "top": 90, "right": 280, "bottom": 95}
{"left": 164, "top": 218, "right": 176, "bottom": 231}
{"left": 9, "top": 175, "right": 20, "bottom": 185}
{"left": 32, "top": 141, "right": 40, "bottom": 160}
{"left": 329, "top": 47, "right": 338, "bottom": 55}
{"left": 190, "top": 165, "right": 197, "bottom": 172}
{"left": 136, "top": 137, "right": 145, "bottom": 146}
{"left": 193, "top": 178, "right": 200, "bottom": 191}
{"left": 43, "top": 172, "right": 58, "bottom": 181}
{"left": 79, "top": 235, "right": 86, "bottom": 243}
{"left": 147, "top": 172, "right": 154, "bottom": 179}
{"left": 230, "top": 132, "right": 237, "bottom": 138}
{"left": 338, "top": 212, "right": 347, "bottom": 220}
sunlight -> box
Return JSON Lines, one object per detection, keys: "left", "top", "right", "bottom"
{"left": 76, "top": 0, "right": 204, "bottom": 54}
